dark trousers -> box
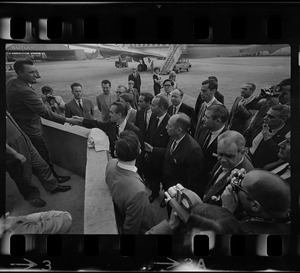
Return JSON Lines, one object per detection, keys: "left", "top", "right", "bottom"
{"left": 145, "top": 173, "right": 161, "bottom": 197}
{"left": 153, "top": 85, "right": 161, "bottom": 96}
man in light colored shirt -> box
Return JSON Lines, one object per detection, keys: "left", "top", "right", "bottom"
{"left": 96, "top": 79, "right": 118, "bottom": 122}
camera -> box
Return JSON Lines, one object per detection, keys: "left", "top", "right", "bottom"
{"left": 260, "top": 86, "right": 280, "bottom": 98}
{"left": 46, "top": 94, "right": 56, "bottom": 105}
{"left": 164, "top": 184, "right": 202, "bottom": 223}
{"left": 229, "top": 168, "right": 246, "bottom": 193}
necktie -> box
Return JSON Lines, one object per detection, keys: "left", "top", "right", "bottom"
{"left": 154, "top": 117, "right": 159, "bottom": 130}
{"left": 202, "top": 131, "right": 212, "bottom": 150}
{"left": 173, "top": 106, "right": 176, "bottom": 115}
{"left": 144, "top": 111, "right": 147, "bottom": 124}
{"left": 78, "top": 100, "right": 83, "bottom": 111}
{"left": 212, "top": 165, "right": 223, "bottom": 184}
{"left": 116, "top": 124, "right": 119, "bottom": 139}
{"left": 170, "top": 140, "right": 177, "bottom": 154}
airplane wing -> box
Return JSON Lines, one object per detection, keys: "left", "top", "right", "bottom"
{"left": 74, "top": 44, "right": 165, "bottom": 59}
{"left": 79, "top": 44, "right": 166, "bottom": 59}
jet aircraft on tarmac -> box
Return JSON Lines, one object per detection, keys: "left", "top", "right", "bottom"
{"left": 74, "top": 44, "right": 289, "bottom": 72}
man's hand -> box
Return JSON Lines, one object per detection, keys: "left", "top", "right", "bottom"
{"left": 262, "top": 122, "right": 273, "bottom": 141}
{"left": 221, "top": 184, "right": 239, "bottom": 213}
{"left": 66, "top": 116, "right": 83, "bottom": 126}
{"left": 14, "top": 153, "right": 26, "bottom": 165}
{"left": 169, "top": 210, "right": 182, "bottom": 231}
{"left": 144, "top": 142, "right": 153, "bottom": 152}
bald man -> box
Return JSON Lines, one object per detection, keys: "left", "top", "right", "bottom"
{"left": 167, "top": 89, "right": 195, "bottom": 135}
{"left": 221, "top": 169, "right": 290, "bottom": 234}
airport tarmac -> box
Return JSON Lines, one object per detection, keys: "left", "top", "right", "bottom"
{"left": 32, "top": 56, "right": 290, "bottom": 115}
{"left": 5, "top": 56, "right": 290, "bottom": 234}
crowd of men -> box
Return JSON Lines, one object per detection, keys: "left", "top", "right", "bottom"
{"left": 5, "top": 60, "right": 292, "bottom": 236}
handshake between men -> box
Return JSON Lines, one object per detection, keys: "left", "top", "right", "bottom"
{"left": 67, "top": 116, "right": 84, "bottom": 126}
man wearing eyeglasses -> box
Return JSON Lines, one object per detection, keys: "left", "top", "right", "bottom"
{"left": 221, "top": 169, "right": 290, "bottom": 234}
{"left": 244, "top": 78, "right": 291, "bottom": 141}
{"left": 245, "top": 104, "right": 290, "bottom": 168}
{"left": 263, "top": 131, "right": 291, "bottom": 183}
{"left": 159, "top": 79, "right": 174, "bottom": 105}
{"left": 203, "top": 130, "right": 254, "bottom": 204}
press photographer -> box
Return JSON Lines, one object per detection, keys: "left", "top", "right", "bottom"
{"left": 41, "top": 85, "right": 66, "bottom": 116}
{"left": 244, "top": 78, "right": 290, "bottom": 138}
{"left": 221, "top": 168, "right": 291, "bottom": 234}
{"left": 146, "top": 184, "right": 239, "bottom": 235}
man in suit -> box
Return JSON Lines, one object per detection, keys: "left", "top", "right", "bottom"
{"left": 203, "top": 130, "right": 254, "bottom": 205}
{"left": 69, "top": 101, "right": 143, "bottom": 162}
{"left": 221, "top": 170, "right": 290, "bottom": 234}
{"left": 195, "top": 76, "right": 224, "bottom": 119}
{"left": 246, "top": 104, "right": 290, "bottom": 168}
{"left": 163, "top": 113, "right": 205, "bottom": 201}
{"left": 96, "top": 79, "right": 118, "bottom": 122}
{"left": 6, "top": 59, "right": 73, "bottom": 184}
{"left": 199, "top": 104, "right": 229, "bottom": 186}
{"left": 134, "top": 92, "right": 154, "bottom": 138}
{"left": 65, "top": 82, "right": 94, "bottom": 119}
{"left": 105, "top": 130, "right": 155, "bottom": 234}
{"left": 228, "top": 83, "right": 256, "bottom": 135}
{"left": 128, "top": 67, "right": 141, "bottom": 95}
{"left": 194, "top": 79, "right": 223, "bottom": 144}
{"left": 167, "top": 89, "right": 196, "bottom": 136}
{"left": 144, "top": 95, "right": 170, "bottom": 203}
{"left": 263, "top": 131, "right": 290, "bottom": 182}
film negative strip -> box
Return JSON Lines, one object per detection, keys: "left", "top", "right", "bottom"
{"left": 1, "top": 1, "right": 300, "bottom": 272}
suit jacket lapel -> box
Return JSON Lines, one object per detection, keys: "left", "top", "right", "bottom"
{"left": 154, "top": 115, "right": 167, "bottom": 135}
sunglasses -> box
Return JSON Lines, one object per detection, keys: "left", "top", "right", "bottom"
{"left": 164, "top": 84, "right": 171, "bottom": 87}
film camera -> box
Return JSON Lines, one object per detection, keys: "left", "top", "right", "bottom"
{"left": 46, "top": 94, "right": 56, "bottom": 103}
{"left": 260, "top": 85, "right": 281, "bottom": 98}
{"left": 229, "top": 168, "right": 246, "bottom": 193}
{"left": 164, "top": 184, "right": 202, "bottom": 223}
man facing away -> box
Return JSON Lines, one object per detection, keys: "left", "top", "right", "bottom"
{"left": 105, "top": 130, "right": 155, "bottom": 234}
